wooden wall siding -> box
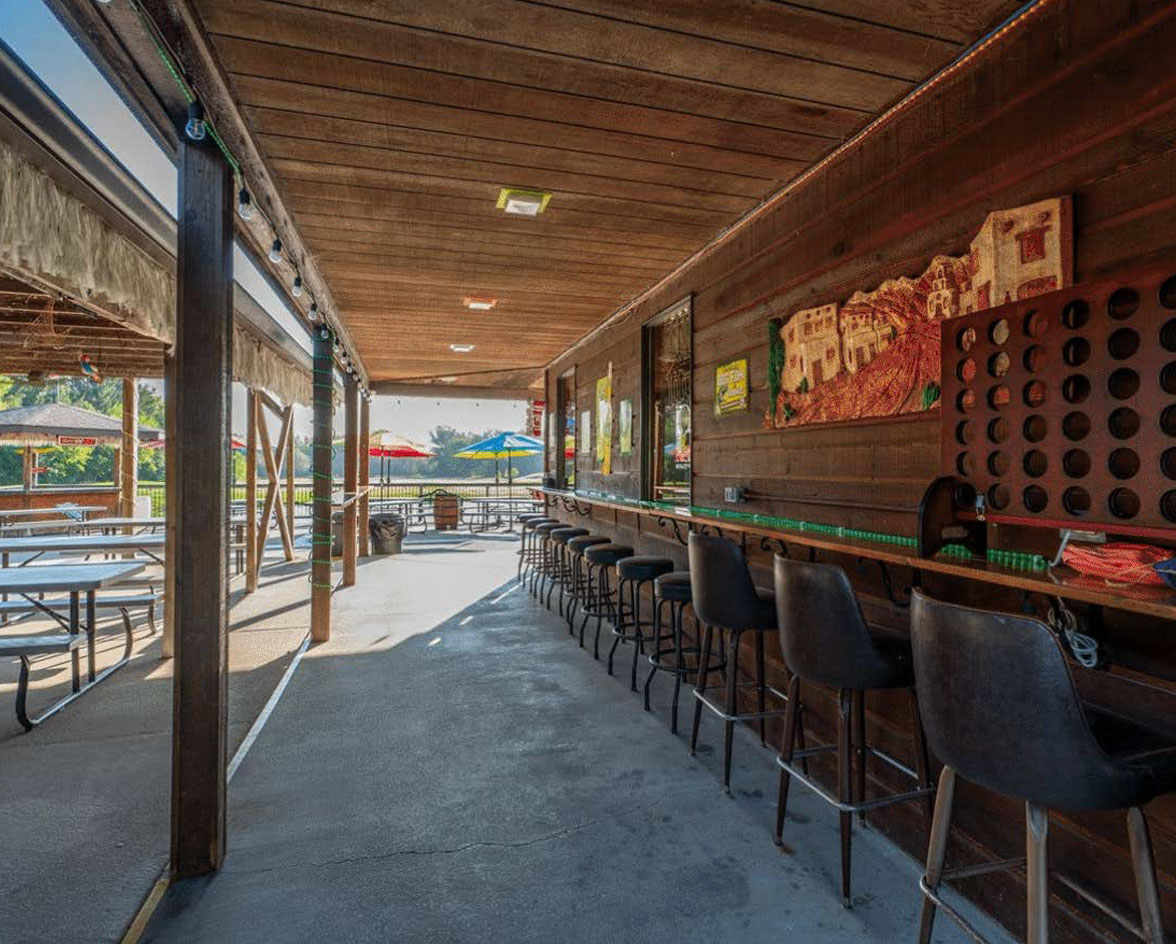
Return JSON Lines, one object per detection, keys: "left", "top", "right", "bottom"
{"left": 545, "top": 2, "right": 1176, "bottom": 941}
{"left": 191, "top": 0, "right": 1020, "bottom": 386}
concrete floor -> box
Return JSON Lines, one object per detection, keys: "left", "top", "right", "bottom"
{"left": 0, "top": 543, "right": 312, "bottom": 944}
{"left": 142, "top": 533, "right": 1014, "bottom": 944}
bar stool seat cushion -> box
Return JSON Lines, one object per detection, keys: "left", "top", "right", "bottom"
{"left": 585, "top": 543, "right": 634, "bottom": 567}
{"left": 654, "top": 571, "right": 692, "bottom": 602}
{"left": 617, "top": 556, "right": 674, "bottom": 581}
{"left": 534, "top": 522, "right": 562, "bottom": 535}
{"left": 568, "top": 535, "right": 609, "bottom": 555}
{"left": 518, "top": 513, "right": 546, "bottom": 524}
{"left": 524, "top": 518, "right": 557, "bottom": 530}
{"left": 551, "top": 527, "right": 589, "bottom": 545}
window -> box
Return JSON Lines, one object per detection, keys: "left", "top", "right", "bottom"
{"left": 642, "top": 298, "right": 691, "bottom": 504}
{"left": 556, "top": 370, "right": 576, "bottom": 488}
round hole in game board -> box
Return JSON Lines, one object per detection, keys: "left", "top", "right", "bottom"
{"left": 1162, "top": 405, "right": 1176, "bottom": 436}
{"left": 1024, "top": 450, "right": 1048, "bottom": 478}
{"left": 957, "top": 325, "right": 977, "bottom": 352}
{"left": 1062, "top": 299, "right": 1090, "bottom": 329}
{"left": 989, "top": 318, "right": 1010, "bottom": 345}
{"left": 987, "top": 417, "right": 1009, "bottom": 444}
{"left": 1109, "top": 407, "right": 1140, "bottom": 439}
{"left": 956, "top": 452, "right": 974, "bottom": 477}
{"left": 1108, "top": 368, "right": 1140, "bottom": 400}
{"left": 1023, "top": 485, "right": 1049, "bottom": 513}
{"left": 988, "top": 385, "right": 1011, "bottom": 410}
{"left": 1163, "top": 490, "right": 1176, "bottom": 524}
{"left": 1159, "top": 276, "right": 1176, "bottom": 309}
{"left": 1108, "top": 488, "right": 1141, "bottom": 520}
{"left": 988, "top": 484, "right": 1010, "bottom": 511}
{"left": 1063, "top": 411, "right": 1091, "bottom": 441}
{"left": 988, "top": 451, "right": 1010, "bottom": 476}
{"left": 955, "top": 420, "right": 976, "bottom": 446}
{"left": 988, "top": 351, "right": 1010, "bottom": 378}
{"left": 1063, "top": 448, "right": 1091, "bottom": 478}
{"left": 1063, "top": 486, "right": 1091, "bottom": 517}
{"left": 1163, "top": 362, "right": 1176, "bottom": 395}
{"left": 1063, "top": 337, "right": 1091, "bottom": 367}
{"left": 957, "top": 358, "right": 977, "bottom": 383}
{"left": 1108, "top": 448, "right": 1140, "bottom": 480}
{"left": 1162, "top": 319, "right": 1176, "bottom": 352}
{"left": 1023, "top": 344, "right": 1047, "bottom": 373}
{"left": 1107, "top": 287, "right": 1140, "bottom": 320}
{"left": 1023, "top": 380, "right": 1047, "bottom": 408}
{"left": 1062, "top": 374, "right": 1090, "bottom": 404}
{"left": 957, "top": 389, "right": 976, "bottom": 413}
{"left": 1108, "top": 327, "right": 1140, "bottom": 360}
{"left": 1024, "top": 310, "right": 1047, "bottom": 338}
{"left": 1023, "top": 415, "right": 1048, "bottom": 442}
{"left": 953, "top": 482, "right": 977, "bottom": 509}
{"left": 1164, "top": 448, "right": 1176, "bottom": 480}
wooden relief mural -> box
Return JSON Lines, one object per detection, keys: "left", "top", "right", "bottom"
{"left": 766, "top": 197, "right": 1073, "bottom": 428}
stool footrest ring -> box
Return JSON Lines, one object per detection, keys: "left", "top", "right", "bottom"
{"left": 694, "top": 686, "right": 790, "bottom": 723}
{"left": 776, "top": 756, "right": 935, "bottom": 814}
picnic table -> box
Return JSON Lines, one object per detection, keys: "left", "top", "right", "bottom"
{"left": 0, "top": 515, "right": 165, "bottom": 536}
{"left": 0, "top": 561, "right": 145, "bottom": 729}
{"left": 461, "top": 496, "right": 542, "bottom": 533}
{"left": 0, "top": 505, "right": 105, "bottom": 527}
{"left": 0, "top": 533, "right": 166, "bottom": 567}
{"left": 368, "top": 497, "right": 430, "bottom": 532}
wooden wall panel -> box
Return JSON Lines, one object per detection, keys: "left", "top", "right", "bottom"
{"left": 546, "top": 3, "right": 1176, "bottom": 941}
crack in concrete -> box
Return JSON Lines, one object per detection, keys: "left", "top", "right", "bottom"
{"left": 222, "top": 816, "right": 608, "bottom": 876}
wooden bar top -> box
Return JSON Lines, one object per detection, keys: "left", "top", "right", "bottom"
{"left": 540, "top": 489, "right": 1176, "bottom": 621}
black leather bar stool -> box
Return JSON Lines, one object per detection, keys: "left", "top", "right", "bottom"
{"left": 911, "top": 591, "right": 1176, "bottom": 944}
{"left": 643, "top": 571, "right": 699, "bottom": 735}
{"left": 610, "top": 556, "right": 674, "bottom": 692}
{"left": 773, "top": 556, "right": 934, "bottom": 908}
{"left": 688, "top": 532, "right": 790, "bottom": 794}
{"left": 580, "top": 543, "right": 633, "bottom": 660}
{"left": 565, "top": 535, "right": 610, "bottom": 640}
{"left": 529, "top": 522, "right": 563, "bottom": 598}
{"left": 546, "top": 527, "right": 588, "bottom": 614}
{"left": 519, "top": 516, "right": 556, "bottom": 585}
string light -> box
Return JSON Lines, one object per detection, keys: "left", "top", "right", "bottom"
{"left": 268, "top": 238, "right": 282, "bottom": 264}
{"left": 308, "top": 302, "right": 318, "bottom": 322}
{"left": 292, "top": 275, "right": 303, "bottom": 297}
{"left": 236, "top": 187, "right": 254, "bottom": 220}
{"left": 184, "top": 101, "right": 206, "bottom": 141}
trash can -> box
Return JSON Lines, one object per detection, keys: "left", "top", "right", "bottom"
{"left": 369, "top": 514, "right": 405, "bottom": 555}
{"left": 432, "top": 490, "right": 460, "bottom": 531}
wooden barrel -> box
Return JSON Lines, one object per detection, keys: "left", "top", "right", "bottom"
{"left": 432, "top": 492, "right": 460, "bottom": 531}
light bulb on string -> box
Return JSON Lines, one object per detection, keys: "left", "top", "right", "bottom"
{"left": 268, "top": 238, "right": 282, "bottom": 264}
{"left": 184, "top": 101, "right": 206, "bottom": 141}
{"left": 236, "top": 188, "right": 254, "bottom": 220}
{"left": 308, "top": 302, "right": 318, "bottom": 322}
{"left": 292, "top": 275, "right": 303, "bottom": 297}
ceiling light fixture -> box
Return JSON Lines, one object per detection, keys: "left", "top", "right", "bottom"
{"left": 268, "top": 238, "right": 282, "bottom": 264}
{"left": 450, "top": 343, "right": 475, "bottom": 353}
{"left": 463, "top": 296, "right": 497, "bottom": 311}
{"left": 236, "top": 187, "right": 254, "bottom": 220}
{"left": 184, "top": 101, "right": 206, "bottom": 141}
{"left": 292, "top": 275, "right": 303, "bottom": 297}
{"left": 496, "top": 187, "right": 551, "bottom": 217}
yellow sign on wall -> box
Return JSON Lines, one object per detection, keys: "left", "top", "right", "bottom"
{"left": 595, "top": 375, "right": 612, "bottom": 473}
{"left": 715, "top": 356, "right": 749, "bottom": 416}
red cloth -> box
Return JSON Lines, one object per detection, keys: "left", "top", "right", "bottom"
{"left": 1061, "top": 542, "right": 1172, "bottom": 587}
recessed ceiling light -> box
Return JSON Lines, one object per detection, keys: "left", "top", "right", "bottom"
{"left": 450, "top": 343, "right": 475, "bottom": 353}
{"left": 463, "top": 296, "right": 497, "bottom": 311}
{"left": 496, "top": 188, "right": 551, "bottom": 217}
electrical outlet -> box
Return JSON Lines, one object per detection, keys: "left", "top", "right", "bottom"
{"left": 724, "top": 486, "right": 745, "bottom": 504}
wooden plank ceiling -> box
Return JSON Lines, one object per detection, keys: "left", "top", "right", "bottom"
{"left": 190, "top": 0, "right": 1023, "bottom": 388}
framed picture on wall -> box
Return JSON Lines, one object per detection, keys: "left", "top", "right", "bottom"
{"left": 618, "top": 399, "right": 633, "bottom": 456}
{"left": 715, "top": 355, "right": 750, "bottom": 416}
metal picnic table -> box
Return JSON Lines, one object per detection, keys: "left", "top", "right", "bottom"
{"left": 461, "top": 496, "right": 542, "bottom": 533}
{"left": 0, "top": 533, "right": 166, "bottom": 567}
{"left": 0, "top": 505, "right": 106, "bottom": 527}
{"left": 0, "top": 515, "right": 165, "bottom": 536}
{"left": 0, "top": 561, "right": 146, "bottom": 728}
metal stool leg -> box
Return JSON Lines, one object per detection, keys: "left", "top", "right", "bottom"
{"left": 917, "top": 766, "right": 956, "bottom": 944}
{"left": 838, "top": 688, "right": 854, "bottom": 907}
{"left": 690, "top": 625, "right": 714, "bottom": 756}
{"left": 1127, "top": 807, "right": 1165, "bottom": 944}
{"left": 774, "top": 674, "right": 802, "bottom": 844}
{"left": 722, "top": 628, "right": 741, "bottom": 794}
{"left": 1026, "top": 802, "right": 1050, "bottom": 944}
{"left": 629, "top": 578, "right": 645, "bottom": 693}
{"left": 643, "top": 596, "right": 665, "bottom": 712}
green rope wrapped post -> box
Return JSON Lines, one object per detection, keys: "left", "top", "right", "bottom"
{"left": 310, "top": 326, "right": 335, "bottom": 641}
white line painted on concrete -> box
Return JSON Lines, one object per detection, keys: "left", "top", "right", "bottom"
{"left": 490, "top": 583, "right": 520, "bottom": 604}
{"left": 228, "top": 632, "right": 311, "bottom": 783}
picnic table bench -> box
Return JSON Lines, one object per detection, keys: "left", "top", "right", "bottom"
{"left": 0, "top": 533, "right": 166, "bottom": 567}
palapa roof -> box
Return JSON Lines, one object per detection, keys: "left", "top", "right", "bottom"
{"left": 0, "top": 403, "right": 160, "bottom": 446}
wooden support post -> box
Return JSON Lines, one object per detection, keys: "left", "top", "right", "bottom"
{"left": 342, "top": 377, "right": 358, "bottom": 586}
{"left": 286, "top": 411, "right": 295, "bottom": 548}
{"left": 171, "top": 137, "right": 232, "bottom": 878}
{"left": 244, "top": 388, "right": 258, "bottom": 593}
{"left": 21, "top": 446, "right": 32, "bottom": 493}
{"left": 120, "top": 378, "right": 138, "bottom": 520}
{"left": 163, "top": 352, "right": 176, "bottom": 659}
{"left": 310, "top": 328, "right": 333, "bottom": 641}
{"left": 358, "top": 393, "right": 370, "bottom": 557}
{"left": 253, "top": 401, "right": 294, "bottom": 585}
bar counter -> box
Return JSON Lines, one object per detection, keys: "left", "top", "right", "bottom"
{"left": 539, "top": 488, "right": 1176, "bottom": 621}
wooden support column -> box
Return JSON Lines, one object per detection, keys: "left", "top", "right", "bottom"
{"left": 342, "top": 377, "right": 358, "bottom": 586}
{"left": 163, "top": 352, "right": 176, "bottom": 659}
{"left": 358, "top": 393, "right": 370, "bottom": 557}
{"left": 286, "top": 418, "right": 295, "bottom": 546}
{"left": 170, "top": 136, "right": 232, "bottom": 879}
{"left": 310, "top": 328, "right": 333, "bottom": 641}
{"left": 119, "top": 378, "right": 138, "bottom": 520}
{"left": 21, "top": 446, "right": 32, "bottom": 492}
{"left": 244, "top": 388, "right": 258, "bottom": 593}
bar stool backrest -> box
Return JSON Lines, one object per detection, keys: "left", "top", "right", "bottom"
{"left": 688, "top": 532, "right": 762, "bottom": 631}
{"left": 910, "top": 590, "right": 1143, "bottom": 811}
{"left": 774, "top": 557, "right": 896, "bottom": 689}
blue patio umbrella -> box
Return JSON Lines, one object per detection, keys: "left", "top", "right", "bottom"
{"left": 453, "top": 432, "right": 543, "bottom": 487}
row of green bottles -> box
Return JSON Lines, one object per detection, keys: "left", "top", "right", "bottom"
{"left": 987, "top": 548, "right": 1048, "bottom": 571}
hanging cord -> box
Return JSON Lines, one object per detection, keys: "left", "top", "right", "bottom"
{"left": 1047, "top": 596, "right": 1099, "bottom": 668}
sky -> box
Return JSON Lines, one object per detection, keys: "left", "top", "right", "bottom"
{"left": 0, "top": 0, "right": 529, "bottom": 444}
